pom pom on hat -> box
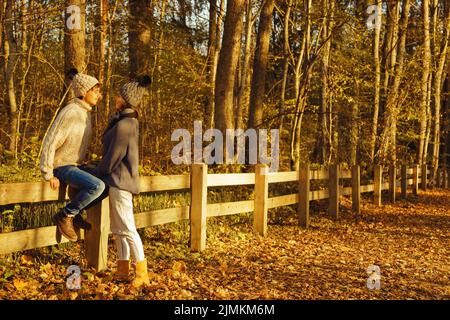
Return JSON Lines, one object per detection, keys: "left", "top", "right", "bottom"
{"left": 67, "top": 68, "right": 79, "bottom": 81}
{"left": 138, "top": 75, "right": 152, "bottom": 87}
{"left": 120, "top": 75, "right": 151, "bottom": 107}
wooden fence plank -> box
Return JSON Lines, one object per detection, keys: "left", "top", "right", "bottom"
{"left": 135, "top": 207, "right": 190, "bottom": 228}
{"left": 208, "top": 173, "right": 255, "bottom": 187}
{"left": 340, "top": 169, "right": 352, "bottom": 179}
{"left": 267, "top": 171, "right": 298, "bottom": 184}
{"left": 0, "top": 182, "right": 68, "bottom": 206}
{"left": 268, "top": 194, "right": 298, "bottom": 208}
{"left": 361, "top": 184, "right": 374, "bottom": 193}
{"left": 341, "top": 186, "right": 353, "bottom": 196}
{"left": 139, "top": 175, "right": 190, "bottom": 192}
{"left": 310, "top": 189, "right": 329, "bottom": 200}
{"left": 309, "top": 169, "right": 329, "bottom": 180}
{"left": 208, "top": 200, "right": 254, "bottom": 217}
{"left": 0, "top": 176, "right": 191, "bottom": 206}
{"left": 0, "top": 226, "right": 85, "bottom": 255}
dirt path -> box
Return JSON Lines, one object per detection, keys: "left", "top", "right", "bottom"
{"left": 0, "top": 189, "right": 449, "bottom": 299}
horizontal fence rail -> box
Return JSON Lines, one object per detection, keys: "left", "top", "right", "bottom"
{"left": 0, "top": 163, "right": 448, "bottom": 271}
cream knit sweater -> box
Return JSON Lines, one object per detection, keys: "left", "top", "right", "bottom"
{"left": 39, "top": 98, "right": 93, "bottom": 181}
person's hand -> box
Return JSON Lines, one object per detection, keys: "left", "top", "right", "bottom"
{"left": 49, "top": 177, "right": 60, "bottom": 190}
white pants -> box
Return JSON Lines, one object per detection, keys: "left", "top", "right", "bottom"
{"left": 109, "top": 187, "right": 145, "bottom": 262}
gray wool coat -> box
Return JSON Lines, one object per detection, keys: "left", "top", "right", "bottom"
{"left": 94, "top": 108, "right": 140, "bottom": 194}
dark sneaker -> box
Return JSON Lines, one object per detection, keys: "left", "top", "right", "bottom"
{"left": 73, "top": 214, "right": 92, "bottom": 230}
{"left": 53, "top": 209, "right": 78, "bottom": 242}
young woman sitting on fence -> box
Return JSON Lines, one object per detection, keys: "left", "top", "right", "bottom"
{"left": 92, "top": 75, "right": 151, "bottom": 288}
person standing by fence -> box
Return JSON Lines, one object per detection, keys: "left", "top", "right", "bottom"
{"left": 39, "top": 69, "right": 106, "bottom": 242}
{"left": 93, "top": 75, "right": 151, "bottom": 288}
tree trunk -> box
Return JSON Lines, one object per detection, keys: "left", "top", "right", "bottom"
{"left": 424, "top": 75, "right": 432, "bottom": 164}
{"left": 64, "top": 0, "right": 87, "bottom": 96}
{"left": 156, "top": 0, "right": 167, "bottom": 157}
{"left": 315, "top": 0, "right": 334, "bottom": 164}
{"left": 94, "top": 0, "right": 108, "bottom": 84}
{"left": 370, "top": 0, "right": 382, "bottom": 163}
{"left": 317, "top": 0, "right": 328, "bottom": 164}
{"left": 431, "top": 2, "right": 450, "bottom": 185}
{"left": 92, "top": 0, "right": 108, "bottom": 149}
{"left": 290, "top": 0, "right": 312, "bottom": 170}
{"left": 236, "top": 0, "right": 255, "bottom": 130}
{"left": 17, "top": 0, "right": 31, "bottom": 157}
{"left": 206, "top": 0, "right": 219, "bottom": 130}
{"left": 378, "top": 0, "right": 411, "bottom": 165}
{"left": 350, "top": 80, "right": 359, "bottom": 166}
{"left": 129, "top": 0, "right": 151, "bottom": 163}
{"left": 104, "top": 0, "right": 119, "bottom": 122}
{"left": 382, "top": 1, "right": 400, "bottom": 98}
{"left": 128, "top": 0, "right": 151, "bottom": 77}
{"left": 3, "top": 0, "right": 19, "bottom": 159}
{"left": 279, "top": 0, "right": 293, "bottom": 135}
{"left": 214, "top": 0, "right": 245, "bottom": 135}
{"left": 418, "top": 0, "right": 431, "bottom": 166}
{"left": 248, "top": 0, "right": 275, "bottom": 130}
{"left": 444, "top": 52, "right": 450, "bottom": 172}
{"left": 0, "top": 0, "right": 3, "bottom": 48}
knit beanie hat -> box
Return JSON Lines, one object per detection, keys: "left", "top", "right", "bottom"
{"left": 67, "top": 68, "right": 99, "bottom": 98}
{"left": 119, "top": 75, "right": 151, "bottom": 108}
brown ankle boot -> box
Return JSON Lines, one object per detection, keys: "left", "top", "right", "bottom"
{"left": 73, "top": 214, "right": 92, "bottom": 230}
{"left": 114, "top": 260, "right": 130, "bottom": 282}
{"left": 53, "top": 209, "right": 78, "bottom": 242}
{"left": 132, "top": 259, "right": 150, "bottom": 288}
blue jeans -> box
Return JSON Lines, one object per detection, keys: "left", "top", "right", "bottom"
{"left": 53, "top": 165, "right": 107, "bottom": 216}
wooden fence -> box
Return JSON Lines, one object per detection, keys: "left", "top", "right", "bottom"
{"left": 0, "top": 163, "right": 448, "bottom": 271}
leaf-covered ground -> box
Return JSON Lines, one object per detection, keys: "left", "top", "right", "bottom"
{"left": 0, "top": 189, "right": 449, "bottom": 300}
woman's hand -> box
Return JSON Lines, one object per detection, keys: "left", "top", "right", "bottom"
{"left": 49, "top": 177, "right": 60, "bottom": 190}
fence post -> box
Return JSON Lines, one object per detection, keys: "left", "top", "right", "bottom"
{"left": 447, "top": 167, "right": 450, "bottom": 188}
{"left": 351, "top": 165, "right": 360, "bottom": 214}
{"left": 436, "top": 167, "right": 441, "bottom": 188}
{"left": 329, "top": 164, "right": 339, "bottom": 220}
{"left": 190, "top": 163, "right": 207, "bottom": 251}
{"left": 298, "top": 163, "right": 310, "bottom": 228}
{"left": 254, "top": 164, "right": 269, "bottom": 236}
{"left": 374, "top": 165, "right": 382, "bottom": 206}
{"left": 413, "top": 164, "right": 419, "bottom": 195}
{"left": 443, "top": 168, "right": 448, "bottom": 188}
{"left": 401, "top": 165, "right": 407, "bottom": 199}
{"left": 86, "top": 197, "right": 110, "bottom": 271}
{"left": 421, "top": 164, "right": 427, "bottom": 190}
{"left": 389, "top": 165, "right": 396, "bottom": 203}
